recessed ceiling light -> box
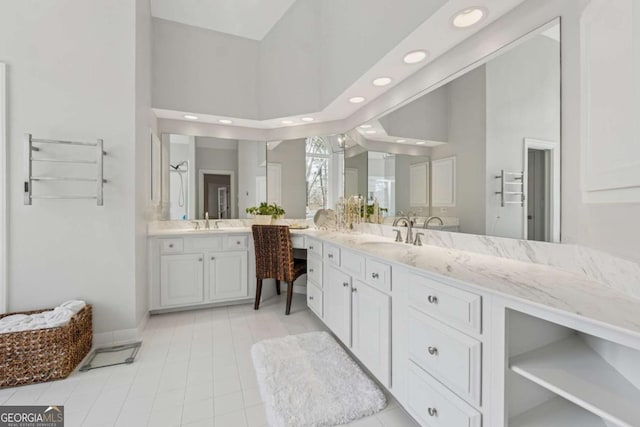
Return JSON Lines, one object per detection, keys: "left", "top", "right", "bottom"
{"left": 396, "top": 139, "right": 406, "bottom": 143}
{"left": 372, "top": 77, "right": 392, "bottom": 87}
{"left": 349, "top": 96, "right": 366, "bottom": 104}
{"left": 183, "top": 115, "right": 198, "bottom": 120}
{"left": 452, "top": 7, "right": 487, "bottom": 28}
{"left": 403, "top": 50, "right": 428, "bottom": 64}
{"left": 301, "top": 117, "right": 315, "bottom": 122}
{"left": 218, "top": 119, "right": 233, "bottom": 124}
{"left": 365, "top": 130, "right": 377, "bottom": 134}
{"left": 360, "top": 124, "right": 372, "bottom": 129}
{"left": 415, "top": 141, "right": 426, "bottom": 145}
{"left": 281, "top": 120, "right": 294, "bottom": 125}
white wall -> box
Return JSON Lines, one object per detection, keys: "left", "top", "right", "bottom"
{"left": 152, "top": 18, "right": 260, "bottom": 119}
{"left": 237, "top": 140, "right": 266, "bottom": 218}
{"left": 0, "top": 0, "right": 140, "bottom": 334}
{"left": 268, "top": 140, "right": 306, "bottom": 219}
{"left": 485, "top": 34, "right": 560, "bottom": 239}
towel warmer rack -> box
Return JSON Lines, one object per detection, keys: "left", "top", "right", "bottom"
{"left": 24, "top": 133, "right": 107, "bottom": 206}
{"left": 495, "top": 170, "right": 524, "bottom": 207}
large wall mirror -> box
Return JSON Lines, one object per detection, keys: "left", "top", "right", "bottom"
{"left": 266, "top": 136, "right": 344, "bottom": 220}
{"left": 162, "top": 134, "right": 267, "bottom": 220}
{"left": 345, "top": 19, "right": 561, "bottom": 242}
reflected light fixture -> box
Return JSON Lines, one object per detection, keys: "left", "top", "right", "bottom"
{"left": 301, "top": 117, "right": 315, "bottom": 122}
{"left": 403, "top": 50, "right": 428, "bottom": 64}
{"left": 365, "top": 130, "right": 377, "bottom": 134}
{"left": 372, "top": 77, "right": 392, "bottom": 87}
{"left": 360, "top": 124, "right": 372, "bottom": 129}
{"left": 452, "top": 7, "right": 487, "bottom": 28}
{"left": 218, "top": 119, "right": 233, "bottom": 124}
{"left": 183, "top": 115, "right": 198, "bottom": 120}
{"left": 396, "top": 139, "right": 406, "bottom": 143}
{"left": 281, "top": 120, "right": 294, "bottom": 125}
{"left": 349, "top": 96, "right": 366, "bottom": 104}
{"left": 415, "top": 141, "right": 426, "bottom": 145}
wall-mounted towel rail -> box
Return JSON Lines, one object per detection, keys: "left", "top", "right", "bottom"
{"left": 495, "top": 170, "right": 524, "bottom": 207}
{"left": 24, "top": 133, "right": 107, "bottom": 206}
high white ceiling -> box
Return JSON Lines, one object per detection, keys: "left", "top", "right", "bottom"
{"left": 150, "top": 0, "right": 297, "bottom": 40}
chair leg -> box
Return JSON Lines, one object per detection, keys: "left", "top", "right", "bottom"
{"left": 254, "top": 278, "right": 263, "bottom": 310}
{"left": 275, "top": 280, "right": 281, "bottom": 295}
{"left": 285, "top": 281, "right": 294, "bottom": 315}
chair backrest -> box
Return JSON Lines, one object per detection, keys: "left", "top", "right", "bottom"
{"left": 251, "top": 225, "right": 295, "bottom": 282}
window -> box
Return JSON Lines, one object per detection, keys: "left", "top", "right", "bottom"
{"left": 305, "top": 136, "right": 330, "bottom": 218}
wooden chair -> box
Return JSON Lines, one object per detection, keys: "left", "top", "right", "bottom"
{"left": 251, "top": 225, "right": 307, "bottom": 315}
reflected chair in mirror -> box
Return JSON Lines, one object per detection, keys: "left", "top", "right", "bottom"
{"left": 251, "top": 225, "right": 307, "bottom": 315}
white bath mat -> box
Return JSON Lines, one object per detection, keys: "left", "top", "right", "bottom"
{"left": 251, "top": 331, "right": 386, "bottom": 427}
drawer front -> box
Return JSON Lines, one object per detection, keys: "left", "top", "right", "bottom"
{"left": 160, "top": 238, "right": 184, "bottom": 254}
{"left": 324, "top": 244, "right": 341, "bottom": 267}
{"left": 291, "top": 234, "right": 305, "bottom": 249}
{"left": 185, "top": 237, "right": 223, "bottom": 252}
{"left": 307, "top": 282, "right": 323, "bottom": 318}
{"left": 307, "top": 238, "right": 323, "bottom": 257}
{"left": 307, "top": 256, "right": 323, "bottom": 286}
{"left": 408, "top": 308, "right": 481, "bottom": 405}
{"left": 365, "top": 258, "right": 392, "bottom": 293}
{"left": 408, "top": 273, "right": 481, "bottom": 334}
{"left": 341, "top": 249, "right": 365, "bottom": 280}
{"left": 226, "top": 235, "right": 248, "bottom": 250}
{"left": 407, "top": 362, "right": 481, "bottom": 427}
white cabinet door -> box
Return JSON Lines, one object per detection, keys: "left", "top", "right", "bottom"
{"left": 432, "top": 156, "right": 457, "bottom": 207}
{"left": 352, "top": 280, "right": 391, "bottom": 387}
{"left": 325, "top": 266, "right": 352, "bottom": 346}
{"left": 160, "top": 254, "right": 204, "bottom": 306}
{"left": 208, "top": 251, "right": 248, "bottom": 301}
{"left": 410, "top": 162, "right": 429, "bottom": 207}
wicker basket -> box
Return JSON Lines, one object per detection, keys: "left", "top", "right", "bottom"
{"left": 0, "top": 305, "right": 92, "bottom": 388}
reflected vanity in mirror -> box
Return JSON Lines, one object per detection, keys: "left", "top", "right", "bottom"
{"left": 267, "top": 135, "right": 344, "bottom": 220}
{"left": 162, "top": 134, "right": 267, "bottom": 220}
{"left": 346, "top": 19, "right": 560, "bottom": 242}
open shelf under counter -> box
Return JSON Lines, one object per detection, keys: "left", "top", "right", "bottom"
{"left": 510, "top": 397, "right": 606, "bottom": 427}
{"left": 510, "top": 335, "right": 640, "bottom": 427}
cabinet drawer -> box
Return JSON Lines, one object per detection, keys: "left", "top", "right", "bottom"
{"left": 291, "top": 235, "right": 305, "bottom": 249}
{"left": 408, "top": 273, "right": 481, "bottom": 334}
{"left": 407, "top": 362, "right": 481, "bottom": 427}
{"left": 324, "top": 244, "right": 340, "bottom": 267}
{"left": 307, "top": 282, "right": 323, "bottom": 318}
{"left": 340, "top": 249, "right": 365, "bottom": 280}
{"left": 408, "top": 308, "right": 481, "bottom": 406}
{"left": 307, "top": 238, "right": 323, "bottom": 257}
{"left": 307, "top": 256, "right": 323, "bottom": 286}
{"left": 160, "top": 238, "right": 183, "bottom": 254}
{"left": 365, "top": 258, "right": 391, "bottom": 293}
{"left": 226, "top": 235, "right": 248, "bottom": 250}
{"left": 185, "top": 237, "right": 223, "bottom": 252}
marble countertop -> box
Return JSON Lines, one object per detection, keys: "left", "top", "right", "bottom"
{"left": 304, "top": 230, "right": 640, "bottom": 339}
{"left": 148, "top": 227, "right": 314, "bottom": 237}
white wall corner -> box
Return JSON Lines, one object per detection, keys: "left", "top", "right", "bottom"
{"left": 0, "top": 63, "right": 7, "bottom": 314}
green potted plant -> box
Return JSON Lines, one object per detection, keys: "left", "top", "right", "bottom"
{"left": 246, "top": 202, "right": 286, "bottom": 224}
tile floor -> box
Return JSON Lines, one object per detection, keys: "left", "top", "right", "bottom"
{"left": 0, "top": 295, "right": 419, "bottom": 427}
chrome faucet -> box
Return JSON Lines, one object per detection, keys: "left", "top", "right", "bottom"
{"left": 423, "top": 216, "right": 444, "bottom": 229}
{"left": 392, "top": 216, "right": 413, "bottom": 244}
{"left": 205, "top": 211, "right": 210, "bottom": 230}
{"left": 191, "top": 221, "right": 201, "bottom": 231}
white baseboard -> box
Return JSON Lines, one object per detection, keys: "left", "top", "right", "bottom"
{"left": 93, "top": 312, "right": 149, "bottom": 347}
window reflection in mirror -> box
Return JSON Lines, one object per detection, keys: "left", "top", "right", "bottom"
{"left": 346, "top": 20, "right": 560, "bottom": 242}
{"left": 163, "top": 134, "right": 267, "bottom": 220}
{"left": 267, "top": 136, "right": 344, "bottom": 220}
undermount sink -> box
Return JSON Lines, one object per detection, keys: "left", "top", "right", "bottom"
{"left": 359, "top": 240, "right": 404, "bottom": 247}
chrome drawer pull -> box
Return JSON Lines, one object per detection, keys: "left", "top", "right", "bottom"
{"left": 428, "top": 407, "right": 438, "bottom": 417}
{"left": 427, "top": 295, "right": 438, "bottom": 304}
{"left": 169, "top": 244, "right": 174, "bottom": 248}
{"left": 428, "top": 346, "right": 438, "bottom": 356}
{"left": 371, "top": 272, "right": 379, "bottom": 279}
{"left": 309, "top": 296, "right": 314, "bottom": 300}
{"left": 309, "top": 245, "right": 314, "bottom": 250}
{"left": 236, "top": 241, "right": 241, "bottom": 245}
{"left": 309, "top": 268, "right": 314, "bottom": 273}
{"left": 328, "top": 253, "right": 334, "bottom": 259}
{"left": 352, "top": 288, "right": 357, "bottom": 293}
{"left": 343, "top": 282, "right": 349, "bottom": 287}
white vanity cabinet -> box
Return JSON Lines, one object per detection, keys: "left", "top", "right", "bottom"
{"left": 150, "top": 233, "right": 252, "bottom": 311}
{"left": 324, "top": 265, "right": 353, "bottom": 346}
{"left": 306, "top": 237, "right": 324, "bottom": 319}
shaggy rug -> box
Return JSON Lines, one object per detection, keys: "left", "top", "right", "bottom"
{"left": 251, "top": 331, "right": 387, "bottom": 427}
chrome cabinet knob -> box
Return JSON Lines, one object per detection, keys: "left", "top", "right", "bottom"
{"left": 371, "top": 272, "right": 379, "bottom": 279}
{"left": 169, "top": 244, "right": 174, "bottom": 248}
{"left": 309, "top": 245, "right": 314, "bottom": 250}
{"left": 198, "top": 258, "right": 203, "bottom": 262}
{"left": 343, "top": 282, "right": 349, "bottom": 287}
{"left": 211, "top": 256, "right": 215, "bottom": 260}
{"left": 309, "top": 296, "right": 314, "bottom": 300}
{"left": 428, "top": 346, "right": 438, "bottom": 356}
{"left": 352, "top": 288, "right": 357, "bottom": 293}
{"left": 309, "top": 268, "right": 314, "bottom": 273}
{"left": 236, "top": 241, "right": 241, "bottom": 245}
{"left": 428, "top": 407, "right": 437, "bottom": 417}
{"left": 428, "top": 295, "right": 438, "bottom": 304}
{"left": 328, "top": 253, "right": 334, "bottom": 259}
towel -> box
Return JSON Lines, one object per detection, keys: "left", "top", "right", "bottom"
{"left": 0, "top": 300, "right": 86, "bottom": 333}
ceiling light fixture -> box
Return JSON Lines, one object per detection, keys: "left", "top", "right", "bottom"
{"left": 281, "top": 120, "right": 294, "bottom": 125}
{"left": 349, "top": 96, "right": 366, "bottom": 104}
{"left": 218, "top": 119, "right": 233, "bottom": 124}
{"left": 372, "top": 77, "right": 392, "bottom": 87}
{"left": 403, "top": 50, "right": 428, "bottom": 64}
{"left": 452, "top": 7, "right": 487, "bottom": 28}
{"left": 301, "top": 117, "right": 315, "bottom": 122}
{"left": 183, "top": 115, "right": 198, "bottom": 120}
{"left": 396, "top": 139, "right": 406, "bottom": 143}
{"left": 359, "top": 124, "right": 372, "bottom": 129}
{"left": 365, "top": 130, "right": 377, "bottom": 134}
{"left": 415, "top": 141, "right": 426, "bottom": 145}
